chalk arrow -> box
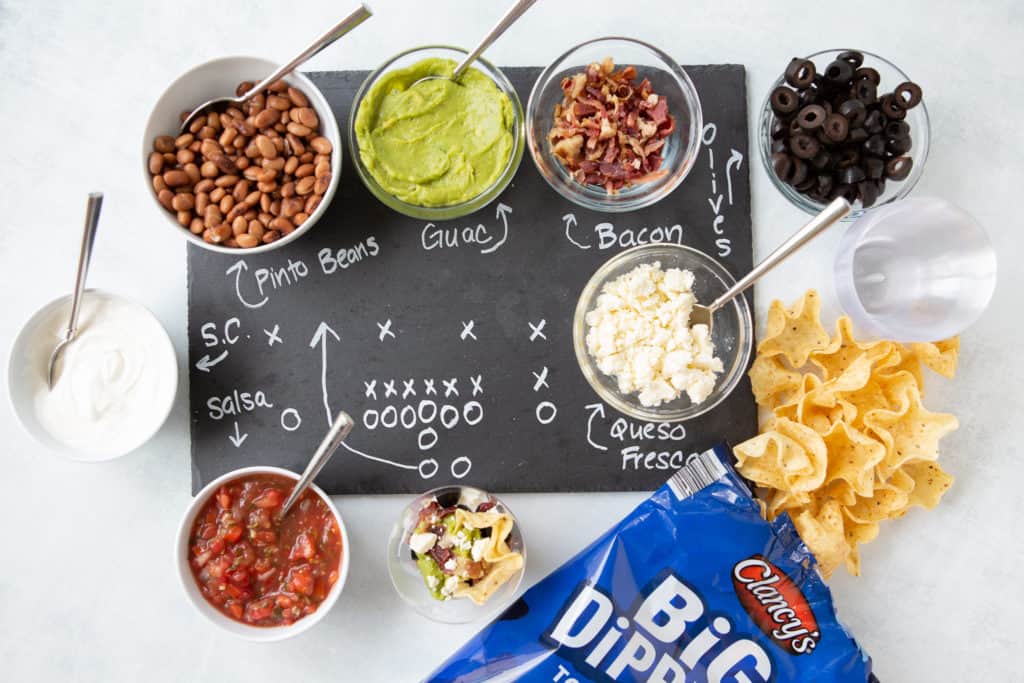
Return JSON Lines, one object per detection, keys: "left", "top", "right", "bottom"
{"left": 194, "top": 349, "right": 229, "bottom": 373}
{"left": 225, "top": 260, "right": 269, "bottom": 309}
{"left": 563, "top": 212, "right": 591, "bottom": 250}
{"left": 585, "top": 403, "right": 609, "bottom": 451}
{"left": 725, "top": 149, "right": 743, "bottom": 206}
{"left": 481, "top": 203, "right": 512, "bottom": 255}
{"left": 310, "top": 322, "right": 340, "bottom": 427}
{"left": 228, "top": 421, "right": 248, "bottom": 448}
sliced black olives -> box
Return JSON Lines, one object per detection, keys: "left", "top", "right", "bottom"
{"left": 768, "top": 52, "right": 921, "bottom": 208}
{"left": 837, "top": 50, "right": 865, "bottom": 67}
{"left": 770, "top": 86, "right": 799, "bottom": 115}
{"left": 790, "top": 134, "right": 820, "bottom": 159}
{"left": 796, "top": 104, "right": 827, "bottom": 129}
{"left": 785, "top": 58, "right": 816, "bottom": 88}
{"left": 885, "top": 156, "right": 913, "bottom": 181}
{"left": 823, "top": 60, "right": 855, "bottom": 88}
{"left": 838, "top": 99, "right": 867, "bottom": 128}
{"left": 823, "top": 113, "right": 849, "bottom": 142}
{"left": 894, "top": 81, "right": 923, "bottom": 109}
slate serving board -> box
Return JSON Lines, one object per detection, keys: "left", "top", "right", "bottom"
{"left": 186, "top": 65, "right": 755, "bottom": 495}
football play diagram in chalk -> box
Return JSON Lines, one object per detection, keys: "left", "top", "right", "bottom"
{"left": 187, "top": 65, "right": 756, "bottom": 495}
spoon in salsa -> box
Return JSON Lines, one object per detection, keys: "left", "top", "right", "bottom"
{"left": 179, "top": 4, "right": 372, "bottom": 134}
{"left": 411, "top": 0, "right": 538, "bottom": 88}
{"left": 279, "top": 411, "right": 354, "bottom": 518}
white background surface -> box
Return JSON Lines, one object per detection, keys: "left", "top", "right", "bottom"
{"left": 1, "top": 1, "right": 1021, "bottom": 681}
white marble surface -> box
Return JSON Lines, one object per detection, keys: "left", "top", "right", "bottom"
{"left": 1, "top": 1, "right": 1021, "bottom": 680}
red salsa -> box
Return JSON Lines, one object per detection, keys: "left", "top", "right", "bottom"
{"left": 188, "top": 473, "right": 342, "bottom": 626}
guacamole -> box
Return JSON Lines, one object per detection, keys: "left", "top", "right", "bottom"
{"left": 354, "top": 57, "right": 515, "bottom": 207}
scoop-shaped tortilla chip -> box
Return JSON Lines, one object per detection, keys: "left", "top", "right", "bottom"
{"left": 902, "top": 460, "right": 955, "bottom": 510}
{"left": 757, "top": 289, "right": 831, "bottom": 368}
{"left": 791, "top": 499, "right": 848, "bottom": 579}
{"left": 911, "top": 337, "right": 960, "bottom": 379}
{"left": 822, "top": 421, "right": 886, "bottom": 498}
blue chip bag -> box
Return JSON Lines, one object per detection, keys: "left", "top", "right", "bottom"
{"left": 425, "top": 444, "right": 873, "bottom": 682}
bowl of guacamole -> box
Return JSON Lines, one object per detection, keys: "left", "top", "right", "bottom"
{"left": 349, "top": 46, "right": 525, "bottom": 219}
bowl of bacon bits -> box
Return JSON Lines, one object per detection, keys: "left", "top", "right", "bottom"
{"left": 527, "top": 37, "right": 702, "bottom": 212}
{"left": 386, "top": 486, "right": 526, "bottom": 624}
{"left": 176, "top": 466, "right": 350, "bottom": 641}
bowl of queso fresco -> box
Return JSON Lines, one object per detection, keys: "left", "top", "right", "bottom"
{"left": 176, "top": 466, "right": 350, "bottom": 640}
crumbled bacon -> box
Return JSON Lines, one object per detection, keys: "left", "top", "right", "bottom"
{"left": 548, "top": 58, "right": 675, "bottom": 193}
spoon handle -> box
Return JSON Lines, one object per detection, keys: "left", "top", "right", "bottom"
{"left": 65, "top": 193, "right": 103, "bottom": 340}
{"left": 452, "top": 0, "right": 539, "bottom": 79}
{"left": 243, "top": 4, "right": 372, "bottom": 99}
{"left": 280, "top": 411, "right": 354, "bottom": 517}
{"left": 708, "top": 198, "right": 851, "bottom": 313}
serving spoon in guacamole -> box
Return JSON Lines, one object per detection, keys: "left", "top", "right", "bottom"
{"left": 411, "top": 0, "right": 538, "bottom": 88}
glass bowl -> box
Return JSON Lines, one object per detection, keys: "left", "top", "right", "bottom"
{"left": 386, "top": 485, "right": 526, "bottom": 624}
{"left": 573, "top": 244, "right": 753, "bottom": 423}
{"left": 758, "top": 49, "right": 930, "bottom": 221}
{"left": 526, "top": 37, "right": 703, "bottom": 213}
{"left": 348, "top": 46, "right": 525, "bottom": 221}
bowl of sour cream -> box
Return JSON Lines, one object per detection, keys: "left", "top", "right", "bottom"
{"left": 8, "top": 290, "right": 178, "bottom": 461}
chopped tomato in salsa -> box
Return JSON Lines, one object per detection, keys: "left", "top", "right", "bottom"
{"left": 188, "top": 473, "right": 342, "bottom": 626}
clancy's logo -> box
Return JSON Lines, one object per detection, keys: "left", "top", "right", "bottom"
{"left": 732, "top": 556, "right": 820, "bottom": 655}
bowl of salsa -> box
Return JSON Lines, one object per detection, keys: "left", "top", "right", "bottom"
{"left": 175, "top": 466, "right": 349, "bottom": 640}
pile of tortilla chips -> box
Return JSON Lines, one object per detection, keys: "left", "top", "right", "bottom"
{"left": 735, "top": 290, "right": 960, "bottom": 578}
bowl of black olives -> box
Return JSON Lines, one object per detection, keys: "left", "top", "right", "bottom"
{"left": 759, "top": 49, "right": 929, "bottom": 220}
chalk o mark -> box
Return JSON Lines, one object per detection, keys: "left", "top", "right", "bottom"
{"left": 280, "top": 408, "right": 301, "bottom": 432}
{"left": 536, "top": 401, "right": 557, "bottom": 425}
{"left": 419, "top": 458, "right": 439, "bottom": 479}
{"left": 451, "top": 457, "right": 472, "bottom": 479}
{"left": 418, "top": 427, "right": 438, "bottom": 451}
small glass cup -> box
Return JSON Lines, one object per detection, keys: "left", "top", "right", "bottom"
{"left": 834, "top": 197, "right": 997, "bottom": 341}
{"left": 348, "top": 46, "right": 525, "bottom": 220}
{"left": 526, "top": 37, "right": 703, "bottom": 213}
{"left": 573, "top": 244, "right": 753, "bottom": 423}
{"left": 758, "top": 49, "right": 930, "bottom": 221}
{"left": 386, "top": 485, "right": 526, "bottom": 624}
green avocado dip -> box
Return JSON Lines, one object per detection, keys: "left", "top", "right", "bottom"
{"left": 354, "top": 57, "right": 515, "bottom": 207}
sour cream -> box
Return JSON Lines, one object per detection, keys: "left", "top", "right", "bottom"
{"left": 26, "top": 292, "right": 177, "bottom": 459}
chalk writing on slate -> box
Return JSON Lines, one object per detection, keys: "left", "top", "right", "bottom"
{"left": 187, "top": 66, "right": 756, "bottom": 495}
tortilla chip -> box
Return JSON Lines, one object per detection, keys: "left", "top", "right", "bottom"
{"left": 757, "top": 290, "right": 831, "bottom": 368}
{"left": 863, "top": 381, "right": 959, "bottom": 479}
{"left": 453, "top": 552, "right": 524, "bottom": 606}
{"left": 911, "top": 337, "right": 960, "bottom": 379}
{"left": 735, "top": 418, "right": 827, "bottom": 492}
{"left": 749, "top": 354, "right": 803, "bottom": 409}
{"left": 737, "top": 289, "right": 959, "bottom": 578}
{"left": 902, "top": 460, "right": 955, "bottom": 510}
{"left": 821, "top": 421, "right": 886, "bottom": 497}
{"left": 791, "top": 500, "right": 847, "bottom": 579}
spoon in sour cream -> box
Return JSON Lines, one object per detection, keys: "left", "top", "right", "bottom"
{"left": 47, "top": 193, "right": 103, "bottom": 390}
{"left": 411, "top": 0, "right": 538, "bottom": 88}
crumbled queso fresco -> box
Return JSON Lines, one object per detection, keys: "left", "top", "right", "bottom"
{"left": 585, "top": 262, "right": 723, "bottom": 407}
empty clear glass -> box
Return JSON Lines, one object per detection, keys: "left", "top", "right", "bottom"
{"left": 834, "top": 198, "right": 997, "bottom": 342}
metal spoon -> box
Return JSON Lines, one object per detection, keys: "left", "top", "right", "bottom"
{"left": 46, "top": 193, "right": 103, "bottom": 390}
{"left": 411, "top": 0, "right": 538, "bottom": 88}
{"left": 690, "top": 197, "right": 852, "bottom": 332}
{"left": 279, "top": 411, "right": 354, "bottom": 517}
{"left": 179, "top": 4, "right": 372, "bottom": 134}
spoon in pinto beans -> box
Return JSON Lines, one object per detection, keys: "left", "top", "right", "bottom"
{"left": 179, "top": 4, "right": 372, "bottom": 134}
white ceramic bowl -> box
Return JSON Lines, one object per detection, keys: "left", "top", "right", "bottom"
{"left": 143, "top": 56, "right": 342, "bottom": 255}
{"left": 175, "top": 466, "right": 351, "bottom": 641}
{"left": 7, "top": 289, "right": 178, "bottom": 461}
